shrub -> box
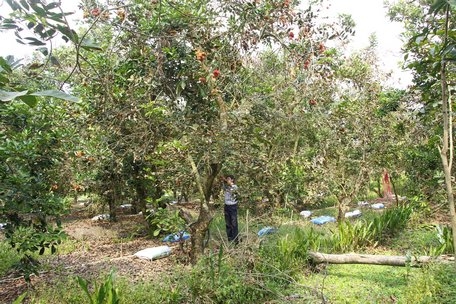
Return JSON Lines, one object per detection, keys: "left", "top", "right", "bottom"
{"left": 372, "top": 205, "right": 412, "bottom": 241}
{"left": 145, "top": 208, "right": 186, "bottom": 237}
{"left": 5, "top": 225, "right": 66, "bottom": 280}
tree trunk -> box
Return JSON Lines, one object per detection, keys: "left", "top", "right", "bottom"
{"left": 188, "top": 208, "right": 212, "bottom": 264}
{"left": 439, "top": 6, "right": 456, "bottom": 263}
{"left": 389, "top": 173, "right": 400, "bottom": 207}
{"left": 108, "top": 191, "right": 117, "bottom": 222}
{"left": 187, "top": 155, "right": 222, "bottom": 264}
{"left": 131, "top": 162, "right": 147, "bottom": 214}
{"left": 308, "top": 252, "right": 454, "bottom": 267}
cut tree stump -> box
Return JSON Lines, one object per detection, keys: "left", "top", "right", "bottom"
{"left": 308, "top": 252, "right": 455, "bottom": 267}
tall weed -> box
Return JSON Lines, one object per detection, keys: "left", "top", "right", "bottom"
{"left": 326, "top": 205, "right": 413, "bottom": 253}
{"left": 430, "top": 225, "right": 454, "bottom": 255}
{"left": 258, "top": 227, "right": 320, "bottom": 276}
{"left": 76, "top": 271, "right": 120, "bottom": 304}
{"left": 183, "top": 247, "right": 272, "bottom": 303}
{"left": 328, "top": 220, "right": 375, "bottom": 252}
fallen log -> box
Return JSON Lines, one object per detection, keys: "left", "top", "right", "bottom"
{"left": 308, "top": 252, "right": 455, "bottom": 267}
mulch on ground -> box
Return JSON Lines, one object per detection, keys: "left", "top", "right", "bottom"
{"left": 0, "top": 205, "right": 181, "bottom": 304}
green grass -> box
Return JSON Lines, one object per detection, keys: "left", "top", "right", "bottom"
{"left": 300, "top": 264, "right": 415, "bottom": 303}
{"left": 6, "top": 203, "right": 456, "bottom": 304}
{"left": 0, "top": 241, "right": 21, "bottom": 276}
{"left": 390, "top": 227, "right": 442, "bottom": 255}
{"left": 28, "top": 277, "right": 85, "bottom": 304}
{"left": 27, "top": 263, "right": 456, "bottom": 304}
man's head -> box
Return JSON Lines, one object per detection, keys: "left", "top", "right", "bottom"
{"left": 225, "top": 174, "right": 235, "bottom": 183}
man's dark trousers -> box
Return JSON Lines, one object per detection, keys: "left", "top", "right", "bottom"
{"left": 224, "top": 204, "right": 238, "bottom": 244}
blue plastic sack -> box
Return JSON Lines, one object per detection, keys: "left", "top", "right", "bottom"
{"left": 258, "top": 226, "right": 277, "bottom": 237}
{"left": 162, "top": 231, "right": 191, "bottom": 242}
{"left": 310, "top": 216, "right": 336, "bottom": 225}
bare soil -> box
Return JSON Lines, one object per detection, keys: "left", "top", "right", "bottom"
{"left": 0, "top": 205, "right": 180, "bottom": 304}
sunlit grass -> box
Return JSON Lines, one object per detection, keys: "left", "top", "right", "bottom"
{"left": 6, "top": 203, "right": 456, "bottom": 304}
{"left": 300, "top": 264, "right": 410, "bottom": 303}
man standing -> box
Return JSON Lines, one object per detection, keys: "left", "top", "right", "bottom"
{"left": 223, "top": 175, "right": 239, "bottom": 244}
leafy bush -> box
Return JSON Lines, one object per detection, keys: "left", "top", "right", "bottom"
{"left": 372, "top": 205, "right": 412, "bottom": 240}
{"left": 5, "top": 224, "right": 66, "bottom": 280}
{"left": 145, "top": 208, "right": 186, "bottom": 237}
{"left": 1, "top": 90, "right": 72, "bottom": 279}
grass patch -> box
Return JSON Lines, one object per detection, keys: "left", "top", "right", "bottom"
{"left": 16, "top": 202, "right": 454, "bottom": 303}
{"left": 28, "top": 276, "right": 85, "bottom": 303}
{"left": 300, "top": 264, "right": 410, "bottom": 303}
{"left": 390, "top": 227, "right": 442, "bottom": 255}
{"left": 0, "top": 240, "right": 21, "bottom": 276}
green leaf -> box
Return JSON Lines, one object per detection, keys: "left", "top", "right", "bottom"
{"left": 0, "top": 23, "right": 18, "bottom": 30}
{"left": 24, "top": 37, "right": 46, "bottom": 46}
{"left": 96, "top": 283, "right": 107, "bottom": 303}
{"left": 50, "top": 56, "right": 60, "bottom": 66}
{"left": 430, "top": 0, "right": 448, "bottom": 14}
{"left": 0, "top": 74, "right": 9, "bottom": 85}
{"left": 47, "top": 12, "right": 74, "bottom": 23}
{"left": 34, "top": 24, "right": 44, "bottom": 35}
{"left": 17, "top": 94, "right": 38, "bottom": 107}
{"left": 45, "top": 28, "right": 57, "bottom": 38}
{"left": 30, "top": 90, "right": 79, "bottom": 102}
{"left": 76, "top": 276, "right": 94, "bottom": 304}
{"left": 56, "top": 24, "right": 79, "bottom": 44}
{"left": 29, "top": 1, "right": 46, "bottom": 17}
{"left": 6, "top": 0, "right": 21, "bottom": 11}
{"left": 45, "top": 2, "right": 60, "bottom": 10}
{"left": 0, "top": 89, "right": 28, "bottom": 101}
{"left": 81, "top": 39, "right": 103, "bottom": 51}
{"left": 19, "top": 0, "right": 29, "bottom": 10}
{"left": 12, "top": 292, "right": 27, "bottom": 304}
{"left": 0, "top": 57, "right": 13, "bottom": 73}
{"left": 36, "top": 47, "right": 49, "bottom": 56}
